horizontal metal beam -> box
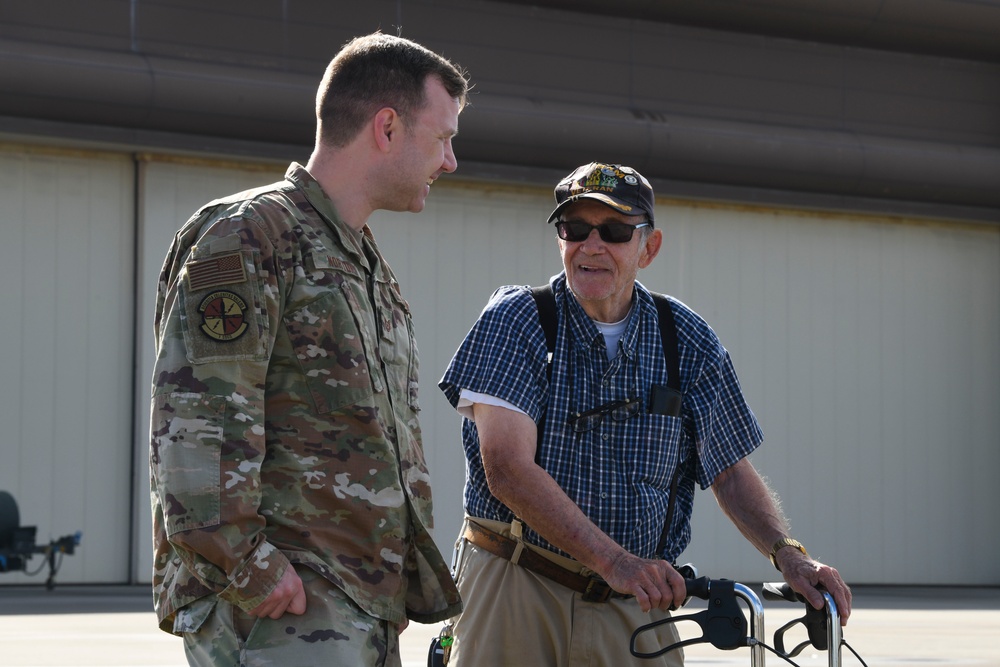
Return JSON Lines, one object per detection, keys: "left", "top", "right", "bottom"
{"left": 1, "top": 36, "right": 997, "bottom": 222}
{"left": 500, "top": 0, "right": 1000, "bottom": 63}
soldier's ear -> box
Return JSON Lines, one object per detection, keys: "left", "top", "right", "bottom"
{"left": 373, "top": 107, "right": 400, "bottom": 153}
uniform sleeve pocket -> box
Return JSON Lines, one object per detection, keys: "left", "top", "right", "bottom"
{"left": 151, "top": 392, "right": 224, "bottom": 536}
{"left": 179, "top": 249, "right": 269, "bottom": 364}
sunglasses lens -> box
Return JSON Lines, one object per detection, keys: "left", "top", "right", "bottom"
{"left": 599, "top": 223, "right": 634, "bottom": 243}
{"left": 556, "top": 221, "right": 590, "bottom": 242}
{"left": 557, "top": 221, "right": 637, "bottom": 243}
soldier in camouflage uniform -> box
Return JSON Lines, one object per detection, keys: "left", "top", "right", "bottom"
{"left": 149, "top": 33, "right": 469, "bottom": 667}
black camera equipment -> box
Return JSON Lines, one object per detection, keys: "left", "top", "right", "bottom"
{"left": 0, "top": 490, "right": 82, "bottom": 590}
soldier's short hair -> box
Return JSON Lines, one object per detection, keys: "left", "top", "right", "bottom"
{"left": 315, "top": 32, "right": 469, "bottom": 148}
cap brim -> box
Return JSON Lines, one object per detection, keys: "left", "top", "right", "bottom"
{"left": 546, "top": 193, "right": 651, "bottom": 223}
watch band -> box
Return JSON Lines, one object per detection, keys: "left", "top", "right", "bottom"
{"left": 769, "top": 537, "right": 808, "bottom": 572}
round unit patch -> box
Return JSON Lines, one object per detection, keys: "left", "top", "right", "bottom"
{"left": 199, "top": 291, "right": 249, "bottom": 341}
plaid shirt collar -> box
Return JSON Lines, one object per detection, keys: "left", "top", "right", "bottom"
{"left": 560, "top": 278, "right": 644, "bottom": 362}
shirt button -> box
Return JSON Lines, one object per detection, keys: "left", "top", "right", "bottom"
{"left": 602, "top": 434, "right": 609, "bottom": 441}
{"left": 601, "top": 492, "right": 608, "bottom": 499}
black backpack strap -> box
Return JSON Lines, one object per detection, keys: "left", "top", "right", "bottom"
{"left": 530, "top": 285, "right": 557, "bottom": 380}
{"left": 533, "top": 287, "right": 677, "bottom": 386}
{"left": 531, "top": 286, "right": 685, "bottom": 560}
{"left": 651, "top": 293, "right": 680, "bottom": 391}
{"left": 530, "top": 285, "right": 557, "bottom": 461}
{"left": 649, "top": 293, "right": 685, "bottom": 559}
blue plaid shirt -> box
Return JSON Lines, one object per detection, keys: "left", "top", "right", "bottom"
{"left": 439, "top": 273, "right": 763, "bottom": 561}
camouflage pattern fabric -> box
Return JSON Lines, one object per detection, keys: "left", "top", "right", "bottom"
{"left": 149, "top": 162, "right": 461, "bottom": 637}
{"left": 180, "top": 565, "right": 402, "bottom": 667}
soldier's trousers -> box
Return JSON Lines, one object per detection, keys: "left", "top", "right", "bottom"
{"left": 181, "top": 566, "right": 402, "bottom": 667}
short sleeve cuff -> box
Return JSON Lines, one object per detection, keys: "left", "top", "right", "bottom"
{"left": 457, "top": 389, "right": 529, "bottom": 421}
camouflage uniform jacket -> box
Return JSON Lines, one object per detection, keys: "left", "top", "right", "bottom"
{"left": 149, "top": 163, "right": 461, "bottom": 634}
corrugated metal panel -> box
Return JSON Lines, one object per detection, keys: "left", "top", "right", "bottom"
{"left": 369, "top": 184, "right": 566, "bottom": 553}
{"left": 7, "top": 151, "right": 993, "bottom": 586}
{"left": 0, "top": 144, "right": 134, "bottom": 584}
{"left": 372, "top": 184, "right": 1000, "bottom": 586}
{"left": 642, "top": 205, "right": 1000, "bottom": 585}
{"left": 2, "top": 0, "right": 999, "bottom": 220}
{"left": 508, "top": 0, "right": 1000, "bottom": 63}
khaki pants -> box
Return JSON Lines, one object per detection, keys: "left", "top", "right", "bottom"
{"left": 179, "top": 565, "right": 401, "bottom": 667}
{"left": 450, "top": 519, "right": 684, "bottom": 667}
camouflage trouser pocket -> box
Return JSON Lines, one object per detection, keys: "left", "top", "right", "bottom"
{"left": 172, "top": 596, "right": 217, "bottom": 634}
{"left": 151, "top": 392, "right": 224, "bottom": 535}
{"left": 232, "top": 605, "right": 259, "bottom": 647}
{"left": 182, "top": 567, "right": 401, "bottom": 666}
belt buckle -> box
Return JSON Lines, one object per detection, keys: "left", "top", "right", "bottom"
{"left": 582, "top": 577, "right": 612, "bottom": 603}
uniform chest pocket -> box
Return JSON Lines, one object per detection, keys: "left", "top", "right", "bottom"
{"left": 283, "top": 281, "right": 375, "bottom": 413}
{"left": 374, "top": 278, "right": 420, "bottom": 412}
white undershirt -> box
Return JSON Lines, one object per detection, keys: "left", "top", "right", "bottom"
{"left": 457, "top": 306, "right": 632, "bottom": 421}
{"left": 595, "top": 312, "right": 630, "bottom": 360}
{"left": 456, "top": 390, "right": 522, "bottom": 420}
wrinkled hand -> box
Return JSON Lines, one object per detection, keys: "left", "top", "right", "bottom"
{"left": 778, "top": 550, "right": 852, "bottom": 625}
{"left": 248, "top": 566, "right": 307, "bottom": 619}
{"left": 603, "top": 553, "right": 686, "bottom": 613}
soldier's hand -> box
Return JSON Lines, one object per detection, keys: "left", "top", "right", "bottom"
{"left": 249, "top": 566, "right": 307, "bottom": 619}
{"left": 604, "top": 554, "right": 685, "bottom": 613}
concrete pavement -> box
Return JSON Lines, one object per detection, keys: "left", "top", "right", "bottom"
{"left": 0, "top": 584, "right": 997, "bottom": 666}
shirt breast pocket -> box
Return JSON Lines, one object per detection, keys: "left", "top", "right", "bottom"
{"left": 627, "top": 413, "right": 685, "bottom": 489}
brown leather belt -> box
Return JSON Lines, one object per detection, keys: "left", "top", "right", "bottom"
{"left": 463, "top": 521, "right": 630, "bottom": 603}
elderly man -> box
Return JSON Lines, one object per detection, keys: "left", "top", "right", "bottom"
{"left": 439, "top": 162, "right": 851, "bottom": 666}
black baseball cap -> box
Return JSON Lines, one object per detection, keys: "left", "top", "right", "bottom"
{"left": 546, "top": 162, "right": 655, "bottom": 226}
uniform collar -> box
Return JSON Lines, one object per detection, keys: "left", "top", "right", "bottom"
{"left": 285, "top": 162, "right": 381, "bottom": 275}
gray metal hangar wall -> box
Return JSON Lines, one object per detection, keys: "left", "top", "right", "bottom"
{"left": 0, "top": 0, "right": 998, "bottom": 587}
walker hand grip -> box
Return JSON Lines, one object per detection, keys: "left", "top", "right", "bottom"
{"left": 762, "top": 581, "right": 801, "bottom": 603}
{"left": 684, "top": 576, "right": 711, "bottom": 601}
{"left": 630, "top": 577, "right": 749, "bottom": 659}
{"left": 763, "top": 581, "right": 830, "bottom": 655}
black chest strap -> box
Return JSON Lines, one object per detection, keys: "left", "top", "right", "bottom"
{"left": 530, "top": 284, "right": 679, "bottom": 388}
{"left": 529, "top": 284, "right": 684, "bottom": 559}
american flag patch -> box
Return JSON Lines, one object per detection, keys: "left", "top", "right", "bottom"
{"left": 186, "top": 253, "right": 247, "bottom": 291}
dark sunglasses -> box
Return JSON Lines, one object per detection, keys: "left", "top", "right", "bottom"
{"left": 555, "top": 220, "right": 651, "bottom": 243}
{"left": 567, "top": 397, "right": 642, "bottom": 433}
